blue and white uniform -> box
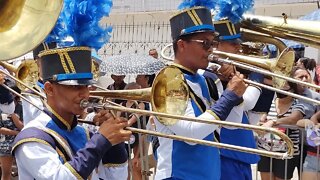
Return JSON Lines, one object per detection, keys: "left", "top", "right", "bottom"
{"left": 154, "top": 65, "right": 243, "bottom": 180}
{"left": 12, "top": 104, "right": 128, "bottom": 180}
{"left": 219, "top": 74, "right": 263, "bottom": 180}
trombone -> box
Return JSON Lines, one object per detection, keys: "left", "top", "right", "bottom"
{"left": 160, "top": 43, "right": 320, "bottom": 105}
{"left": 90, "top": 65, "right": 294, "bottom": 159}
{"left": 80, "top": 99, "right": 294, "bottom": 159}
{"left": 0, "top": 60, "right": 39, "bottom": 91}
{"left": 0, "top": 62, "right": 294, "bottom": 159}
{"left": 0, "top": 61, "right": 293, "bottom": 159}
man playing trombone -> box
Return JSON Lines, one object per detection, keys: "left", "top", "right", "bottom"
{"left": 154, "top": 7, "right": 247, "bottom": 180}
{"left": 12, "top": 46, "right": 133, "bottom": 179}
{"left": 213, "top": 19, "right": 263, "bottom": 180}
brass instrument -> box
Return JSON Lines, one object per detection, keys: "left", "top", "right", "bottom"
{"left": 86, "top": 69, "right": 294, "bottom": 159}
{"left": 92, "top": 66, "right": 189, "bottom": 125}
{"left": 92, "top": 59, "right": 100, "bottom": 81}
{"left": 213, "top": 47, "right": 294, "bottom": 89}
{"left": 160, "top": 43, "right": 320, "bottom": 96}
{"left": 0, "top": 0, "right": 64, "bottom": 60}
{"left": 0, "top": 60, "right": 39, "bottom": 91}
{"left": 241, "top": 29, "right": 287, "bottom": 54}
{"left": 241, "top": 14, "right": 320, "bottom": 49}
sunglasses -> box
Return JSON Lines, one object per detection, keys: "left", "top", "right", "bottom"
{"left": 189, "top": 39, "right": 219, "bottom": 50}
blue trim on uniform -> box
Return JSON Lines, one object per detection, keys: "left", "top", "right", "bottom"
{"left": 220, "top": 34, "right": 241, "bottom": 40}
{"left": 170, "top": 72, "right": 220, "bottom": 180}
{"left": 37, "top": 81, "right": 45, "bottom": 89}
{"left": 46, "top": 120, "right": 87, "bottom": 153}
{"left": 220, "top": 113, "right": 260, "bottom": 164}
{"left": 184, "top": 73, "right": 211, "bottom": 103}
{"left": 56, "top": 73, "right": 93, "bottom": 81}
{"left": 181, "top": 25, "right": 215, "bottom": 35}
{"left": 46, "top": 119, "right": 112, "bottom": 179}
{"left": 43, "top": 108, "right": 78, "bottom": 130}
{"left": 220, "top": 156, "right": 252, "bottom": 180}
{"left": 210, "top": 89, "right": 243, "bottom": 120}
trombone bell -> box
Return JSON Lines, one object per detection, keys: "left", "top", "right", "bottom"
{"left": 90, "top": 66, "right": 190, "bottom": 126}
{"left": 212, "top": 48, "right": 295, "bottom": 89}
{"left": 0, "top": 60, "right": 39, "bottom": 91}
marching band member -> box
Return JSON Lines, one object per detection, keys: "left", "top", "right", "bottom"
{"left": 154, "top": 7, "right": 247, "bottom": 180}
{"left": 213, "top": 19, "right": 263, "bottom": 180}
{"left": 13, "top": 1, "right": 131, "bottom": 179}
{"left": 12, "top": 46, "right": 132, "bottom": 180}
{"left": 21, "top": 42, "right": 56, "bottom": 125}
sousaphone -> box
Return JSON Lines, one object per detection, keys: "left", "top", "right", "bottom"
{"left": 0, "top": 0, "right": 63, "bottom": 61}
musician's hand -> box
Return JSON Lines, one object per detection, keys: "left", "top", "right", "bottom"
{"left": 93, "top": 110, "right": 113, "bottom": 126}
{"left": 0, "top": 73, "right": 5, "bottom": 85}
{"left": 226, "top": 72, "right": 247, "bottom": 97}
{"left": 99, "top": 117, "right": 131, "bottom": 146}
{"left": 218, "top": 63, "right": 235, "bottom": 80}
{"left": 207, "top": 64, "right": 220, "bottom": 73}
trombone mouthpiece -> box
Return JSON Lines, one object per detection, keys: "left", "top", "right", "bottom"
{"left": 208, "top": 54, "right": 221, "bottom": 63}
{"left": 80, "top": 99, "right": 90, "bottom": 109}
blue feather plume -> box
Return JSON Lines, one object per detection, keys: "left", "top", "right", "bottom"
{"left": 45, "top": 0, "right": 71, "bottom": 43}
{"left": 178, "top": 0, "right": 216, "bottom": 10}
{"left": 64, "top": 0, "right": 113, "bottom": 51}
{"left": 46, "top": 0, "right": 113, "bottom": 51}
{"left": 215, "top": 0, "right": 254, "bottom": 23}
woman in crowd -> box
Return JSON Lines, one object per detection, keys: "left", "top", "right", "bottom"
{"left": 258, "top": 66, "right": 315, "bottom": 180}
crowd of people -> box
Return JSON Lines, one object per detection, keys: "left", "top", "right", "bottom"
{"left": 0, "top": 5, "right": 320, "bottom": 180}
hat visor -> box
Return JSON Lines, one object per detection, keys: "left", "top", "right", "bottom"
{"left": 223, "top": 38, "right": 243, "bottom": 44}
{"left": 181, "top": 29, "right": 219, "bottom": 37}
{"left": 57, "top": 79, "right": 96, "bottom": 86}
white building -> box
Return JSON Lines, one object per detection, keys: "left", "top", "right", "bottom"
{"left": 100, "top": 0, "right": 319, "bottom": 61}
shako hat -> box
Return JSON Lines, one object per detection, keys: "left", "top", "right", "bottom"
{"left": 170, "top": 7, "right": 218, "bottom": 41}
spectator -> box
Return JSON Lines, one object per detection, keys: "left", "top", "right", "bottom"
{"left": 258, "top": 66, "right": 317, "bottom": 180}
{"left": 0, "top": 86, "right": 23, "bottom": 180}
{"left": 300, "top": 110, "right": 320, "bottom": 180}
{"left": 296, "top": 57, "right": 317, "bottom": 83}
{"left": 148, "top": 49, "right": 158, "bottom": 59}
{"left": 107, "top": 74, "right": 127, "bottom": 104}
{"left": 117, "top": 82, "right": 144, "bottom": 180}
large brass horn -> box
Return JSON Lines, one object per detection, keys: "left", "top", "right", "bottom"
{"left": 241, "top": 14, "right": 320, "bottom": 49}
{"left": 241, "top": 29, "right": 287, "bottom": 53}
{"left": 0, "top": 60, "right": 39, "bottom": 91}
{"left": 160, "top": 44, "right": 320, "bottom": 104}
{"left": 0, "top": 0, "right": 63, "bottom": 61}
{"left": 88, "top": 65, "right": 294, "bottom": 159}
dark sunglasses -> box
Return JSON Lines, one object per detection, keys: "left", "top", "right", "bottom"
{"left": 189, "top": 39, "right": 219, "bottom": 50}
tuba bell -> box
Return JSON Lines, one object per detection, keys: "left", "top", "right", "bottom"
{"left": 0, "top": 0, "right": 63, "bottom": 61}
{"left": 241, "top": 14, "right": 320, "bottom": 49}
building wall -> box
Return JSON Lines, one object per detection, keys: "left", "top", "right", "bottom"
{"left": 100, "top": 1, "right": 319, "bottom": 58}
